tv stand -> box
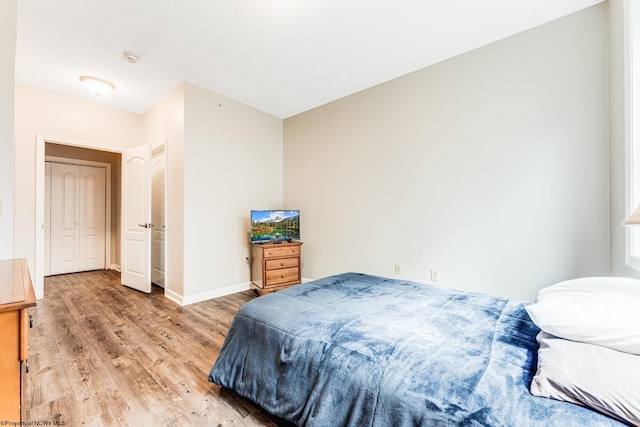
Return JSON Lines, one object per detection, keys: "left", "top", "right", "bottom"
{"left": 251, "top": 241, "right": 302, "bottom": 295}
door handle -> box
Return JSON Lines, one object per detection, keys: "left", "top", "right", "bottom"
{"left": 138, "top": 223, "right": 154, "bottom": 228}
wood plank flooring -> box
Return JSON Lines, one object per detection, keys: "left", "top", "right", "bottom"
{"left": 27, "top": 270, "right": 278, "bottom": 426}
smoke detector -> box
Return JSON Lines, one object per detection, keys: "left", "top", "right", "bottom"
{"left": 122, "top": 51, "right": 140, "bottom": 63}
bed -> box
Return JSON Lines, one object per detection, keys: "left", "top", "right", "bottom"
{"left": 208, "top": 272, "right": 635, "bottom": 426}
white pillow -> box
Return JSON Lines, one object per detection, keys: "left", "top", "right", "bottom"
{"left": 531, "top": 332, "right": 640, "bottom": 426}
{"left": 525, "top": 277, "right": 640, "bottom": 355}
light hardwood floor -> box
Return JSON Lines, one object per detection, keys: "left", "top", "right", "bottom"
{"left": 27, "top": 270, "right": 279, "bottom": 426}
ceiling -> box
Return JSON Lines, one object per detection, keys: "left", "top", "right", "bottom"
{"left": 15, "top": 0, "right": 605, "bottom": 119}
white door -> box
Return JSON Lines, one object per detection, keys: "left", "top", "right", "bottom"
{"left": 50, "top": 162, "right": 80, "bottom": 274}
{"left": 151, "top": 149, "right": 166, "bottom": 287}
{"left": 49, "top": 163, "right": 106, "bottom": 275}
{"left": 79, "top": 166, "right": 106, "bottom": 271}
{"left": 121, "top": 144, "right": 152, "bottom": 293}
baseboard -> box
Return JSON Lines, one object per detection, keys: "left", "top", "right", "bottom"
{"left": 165, "top": 282, "right": 252, "bottom": 306}
{"left": 109, "top": 264, "right": 121, "bottom": 272}
{"left": 163, "top": 279, "right": 314, "bottom": 306}
{"left": 164, "top": 288, "right": 185, "bottom": 305}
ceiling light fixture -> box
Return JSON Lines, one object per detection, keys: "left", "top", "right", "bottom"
{"left": 79, "top": 76, "right": 115, "bottom": 95}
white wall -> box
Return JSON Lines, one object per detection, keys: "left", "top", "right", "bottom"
{"left": 9, "top": 3, "right": 620, "bottom": 304}
{"left": 14, "top": 84, "right": 144, "bottom": 296}
{"left": 284, "top": 4, "right": 610, "bottom": 300}
{"left": 182, "top": 83, "right": 283, "bottom": 302}
{"left": 143, "top": 83, "right": 185, "bottom": 299}
{"left": 0, "top": 0, "right": 16, "bottom": 259}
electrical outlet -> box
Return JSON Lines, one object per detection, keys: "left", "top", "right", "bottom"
{"left": 394, "top": 264, "right": 402, "bottom": 275}
{"left": 430, "top": 269, "right": 440, "bottom": 282}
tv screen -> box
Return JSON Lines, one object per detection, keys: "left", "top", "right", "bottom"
{"left": 250, "top": 210, "right": 300, "bottom": 243}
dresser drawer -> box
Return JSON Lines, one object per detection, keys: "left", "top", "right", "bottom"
{"left": 265, "top": 257, "right": 299, "bottom": 270}
{"left": 0, "top": 259, "right": 36, "bottom": 424}
{"left": 251, "top": 242, "right": 303, "bottom": 295}
{"left": 265, "top": 267, "right": 299, "bottom": 286}
{"left": 263, "top": 246, "right": 300, "bottom": 258}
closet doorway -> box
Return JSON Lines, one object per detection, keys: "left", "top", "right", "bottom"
{"left": 41, "top": 141, "right": 120, "bottom": 281}
{"left": 45, "top": 160, "right": 108, "bottom": 275}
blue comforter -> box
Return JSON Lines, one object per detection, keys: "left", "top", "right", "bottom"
{"left": 208, "top": 273, "right": 623, "bottom": 426}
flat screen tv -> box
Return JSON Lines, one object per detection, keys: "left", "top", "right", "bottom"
{"left": 250, "top": 210, "right": 300, "bottom": 243}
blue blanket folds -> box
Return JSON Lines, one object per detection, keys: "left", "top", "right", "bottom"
{"left": 209, "top": 273, "right": 623, "bottom": 426}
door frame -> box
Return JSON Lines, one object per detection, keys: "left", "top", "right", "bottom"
{"left": 35, "top": 134, "right": 169, "bottom": 300}
{"left": 44, "top": 156, "right": 112, "bottom": 276}
{"left": 35, "top": 135, "right": 123, "bottom": 299}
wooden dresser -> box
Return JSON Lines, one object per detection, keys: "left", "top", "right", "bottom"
{"left": 251, "top": 241, "right": 302, "bottom": 295}
{"left": 0, "top": 259, "right": 36, "bottom": 423}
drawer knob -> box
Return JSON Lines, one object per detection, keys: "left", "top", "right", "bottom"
{"left": 280, "top": 262, "right": 285, "bottom": 266}
{"left": 281, "top": 274, "right": 285, "bottom": 278}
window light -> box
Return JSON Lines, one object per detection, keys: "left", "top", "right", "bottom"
{"left": 623, "top": 205, "right": 640, "bottom": 225}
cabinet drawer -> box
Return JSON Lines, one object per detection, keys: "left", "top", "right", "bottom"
{"left": 265, "top": 267, "right": 299, "bottom": 286}
{"left": 265, "top": 258, "right": 299, "bottom": 270}
{"left": 263, "top": 246, "right": 300, "bottom": 258}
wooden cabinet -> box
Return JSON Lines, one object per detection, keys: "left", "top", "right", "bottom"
{"left": 0, "top": 259, "right": 36, "bottom": 423}
{"left": 251, "top": 242, "right": 302, "bottom": 295}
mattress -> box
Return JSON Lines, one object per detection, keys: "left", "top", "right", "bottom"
{"left": 209, "top": 272, "right": 624, "bottom": 426}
